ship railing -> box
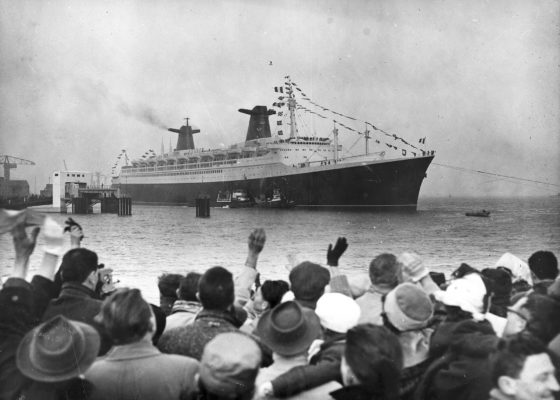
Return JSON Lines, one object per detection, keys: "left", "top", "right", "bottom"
{"left": 121, "top": 158, "right": 241, "bottom": 175}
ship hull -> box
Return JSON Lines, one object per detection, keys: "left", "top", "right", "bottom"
{"left": 117, "top": 156, "right": 434, "bottom": 210}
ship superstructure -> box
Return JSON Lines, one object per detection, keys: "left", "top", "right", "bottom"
{"left": 113, "top": 77, "right": 435, "bottom": 208}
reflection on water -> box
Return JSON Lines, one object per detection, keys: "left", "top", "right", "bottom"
{"left": 1, "top": 196, "right": 558, "bottom": 304}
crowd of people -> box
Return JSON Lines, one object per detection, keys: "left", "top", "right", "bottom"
{"left": 1, "top": 210, "right": 559, "bottom": 400}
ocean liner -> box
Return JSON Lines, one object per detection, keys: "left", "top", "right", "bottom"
{"left": 112, "top": 77, "right": 435, "bottom": 209}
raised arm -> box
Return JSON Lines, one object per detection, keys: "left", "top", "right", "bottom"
{"left": 326, "top": 237, "right": 353, "bottom": 298}
{"left": 235, "top": 228, "right": 266, "bottom": 306}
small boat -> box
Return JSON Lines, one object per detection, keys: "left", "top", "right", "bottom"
{"left": 255, "top": 188, "right": 295, "bottom": 209}
{"left": 216, "top": 189, "right": 255, "bottom": 208}
{"left": 465, "top": 210, "right": 490, "bottom": 217}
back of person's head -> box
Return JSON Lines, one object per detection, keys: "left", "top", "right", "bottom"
{"left": 157, "top": 273, "right": 183, "bottom": 315}
{"left": 178, "top": 272, "right": 202, "bottom": 302}
{"left": 260, "top": 280, "right": 290, "bottom": 309}
{"left": 288, "top": 262, "right": 330, "bottom": 308}
{"left": 368, "top": 253, "right": 401, "bottom": 289}
{"left": 199, "top": 332, "right": 262, "bottom": 400}
{"left": 529, "top": 251, "right": 559, "bottom": 281}
{"left": 96, "top": 288, "right": 153, "bottom": 345}
{"left": 59, "top": 248, "right": 99, "bottom": 284}
{"left": 382, "top": 283, "right": 433, "bottom": 333}
{"left": 522, "top": 293, "right": 560, "bottom": 344}
{"left": 198, "top": 266, "right": 234, "bottom": 311}
{"left": 491, "top": 333, "right": 558, "bottom": 398}
{"left": 343, "top": 324, "right": 403, "bottom": 400}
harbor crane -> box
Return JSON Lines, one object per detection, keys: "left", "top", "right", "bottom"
{"left": 0, "top": 155, "right": 35, "bottom": 181}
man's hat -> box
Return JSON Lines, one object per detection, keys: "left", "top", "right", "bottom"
{"left": 256, "top": 301, "right": 321, "bottom": 356}
{"left": 17, "top": 315, "right": 100, "bottom": 382}
{"left": 199, "top": 332, "right": 262, "bottom": 396}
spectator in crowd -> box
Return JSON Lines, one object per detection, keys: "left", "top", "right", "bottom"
{"left": 16, "top": 315, "right": 100, "bottom": 400}
{"left": 330, "top": 324, "right": 403, "bottom": 400}
{"left": 164, "top": 272, "right": 202, "bottom": 332}
{"left": 157, "top": 273, "right": 183, "bottom": 316}
{"left": 489, "top": 333, "right": 559, "bottom": 400}
{"left": 355, "top": 253, "right": 402, "bottom": 325}
{"left": 431, "top": 271, "right": 497, "bottom": 357}
{"left": 259, "top": 292, "right": 360, "bottom": 398}
{"left": 1, "top": 217, "right": 64, "bottom": 399}
{"left": 504, "top": 293, "right": 560, "bottom": 344}
{"left": 42, "top": 247, "right": 112, "bottom": 355}
{"left": 528, "top": 250, "right": 558, "bottom": 283}
{"left": 381, "top": 283, "right": 434, "bottom": 400}
{"left": 86, "top": 288, "right": 199, "bottom": 400}
{"left": 481, "top": 267, "right": 514, "bottom": 318}
{"left": 418, "top": 319, "right": 498, "bottom": 400}
{"left": 255, "top": 301, "right": 341, "bottom": 399}
{"left": 157, "top": 266, "right": 241, "bottom": 360}
{"left": 288, "top": 261, "right": 330, "bottom": 310}
{"left": 197, "top": 332, "right": 262, "bottom": 400}
{"left": 241, "top": 279, "right": 290, "bottom": 334}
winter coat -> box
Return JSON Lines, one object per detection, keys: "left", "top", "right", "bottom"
{"left": 42, "top": 282, "right": 112, "bottom": 355}
{"left": 157, "top": 308, "right": 239, "bottom": 360}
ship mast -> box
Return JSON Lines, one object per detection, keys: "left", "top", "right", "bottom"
{"left": 286, "top": 76, "right": 298, "bottom": 138}
{"left": 364, "top": 123, "right": 370, "bottom": 155}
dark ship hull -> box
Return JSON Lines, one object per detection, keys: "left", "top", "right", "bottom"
{"left": 119, "top": 156, "right": 433, "bottom": 209}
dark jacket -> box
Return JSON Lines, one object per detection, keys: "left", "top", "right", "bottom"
{"left": 18, "top": 378, "right": 94, "bottom": 400}
{"left": 157, "top": 308, "right": 239, "bottom": 360}
{"left": 42, "top": 282, "right": 111, "bottom": 355}
{"left": 330, "top": 385, "right": 386, "bottom": 400}
{"left": 416, "top": 320, "right": 498, "bottom": 400}
{"left": 271, "top": 332, "right": 345, "bottom": 398}
{"left": 0, "top": 276, "right": 59, "bottom": 400}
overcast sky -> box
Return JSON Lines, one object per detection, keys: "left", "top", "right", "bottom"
{"left": 0, "top": 0, "right": 558, "bottom": 197}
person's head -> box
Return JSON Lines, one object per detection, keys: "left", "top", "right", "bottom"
{"left": 157, "top": 273, "right": 183, "bottom": 315}
{"left": 491, "top": 333, "right": 559, "bottom": 400}
{"left": 198, "top": 332, "right": 262, "bottom": 400}
{"left": 254, "top": 280, "right": 290, "bottom": 313}
{"left": 59, "top": 248, "right": 99, "bottom": 290}
{"left": 342, "top": 324, "right": 403, "bottom": 400}
{"left": 289, "top": 262, "right": 330, "bottom": 309}
{"left": 256, "top": 301, "right": 321, "bottom": 357}
{"left": 529, "top": 251, "right": 559, "bottom": 282}
{"left": 315, "top": 292, "right": 361, "bottom": 334}
{"left": 368, "top": 253, "right": 402, "bottom": 291}
{"left": 481, "top": 267, "right": 513, "bottom": 301}
{"left": 96, "top": 288, "right": 155, "bottom": 345}
{"left": 382, "top": 283, "right": 433, "bottom": 334}
{"left": 198, "top": 266, "right": 235, "bottom": 311}
{"left": 522, "top": 293, "right": 560, "bottom": 344}
{"left": 16, "top": 315, "right": 100, "bottom": 383}
{"left": 177, "top": 272, "right": 202, "bottom": 302}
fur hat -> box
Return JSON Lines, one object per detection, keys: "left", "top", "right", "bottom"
{"left": 17, "top": 315, "right": 100, "bottom": 382}
{"left": 315, "top": 293, "right": 361, "bottom": 333}
{"left": 383, "top": 283, "right": 433, "bottom": 332}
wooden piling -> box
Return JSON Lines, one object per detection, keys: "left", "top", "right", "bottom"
{"left": 196, "top": 197, "right": 210, "bottom": 218}
{"left": 118, "top": 197, "right": 132, "bottom": 216}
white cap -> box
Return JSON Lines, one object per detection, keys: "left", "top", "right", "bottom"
{"left": 434, "top": 273, "right": 487, "bottom": 319}
{"left": 315, "top": 292, "right": 361, "bottom": 333}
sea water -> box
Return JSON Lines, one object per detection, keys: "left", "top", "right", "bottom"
{"left": 1, "top": 196, "right": 558, "bottom": 304}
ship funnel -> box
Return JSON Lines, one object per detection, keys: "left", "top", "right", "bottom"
{"left": 238, "top": 106, "right": 276, "bottom": 142}
{"left": 168, "top": 119, "right": 200, "bottom": 151}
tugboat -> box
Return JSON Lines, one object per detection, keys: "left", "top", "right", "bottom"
{"left": 255, "top": 188, "right": 295, "bottom": 209}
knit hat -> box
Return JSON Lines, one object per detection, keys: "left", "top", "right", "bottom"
{"left": 16, "top": 315, "right": 100, "bottom": 382}
{"left": 289, "top": 262, "right": 330, "bottom": 307}
{"left": 256, "top": 301, "right": 321, "bottom": 356}
{"left": 199, "top": 332, "right": 261, "bottom": 397}
{"left": 315, "top": 293, "right": 361, "bottom": 333}
{"left": 383, "top": 283, "right": 433, "bottom": 332}
{"left": 434, "top": 272, "right": 487, "bottom": 319}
